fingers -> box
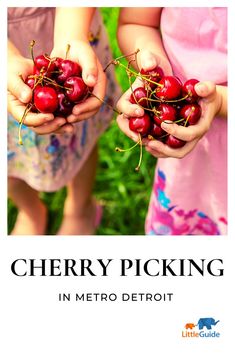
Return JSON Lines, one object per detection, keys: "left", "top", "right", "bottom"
{"left": 116, "top": 77, "right": 145, "bottom": 117}
{"left": 52, "top": 123, "right": 75, "bottom": 134}
{"left": 195, "top": 81, "right": 216, "bottom": 100}
{"left": 7, "top": 92, "right": 55, "bottom": 126}
{"left": 138, "top": 49, "right": 173, "bottom": 76}
{"left": 139, "top": 49, "right": 159, "bottom": 71}
{"left": 116, "top": 114, "right": 139, "bottom": 141}
{"left": 76, "top": 43, "right": 98, "bottom": 87}
{"left": 31, "top": 117, "right": 67, "bottom": 135}
{"left": 160, "top": 121, "right": 206, "bottom": 142}
{"left": 67, "top": 61, "right": 107, "bottom": 122}
{"left": 145, "top": 138, "right": 199, "bottom": 158}
{"left": 8, "top": 73, "right": 32, "bottom": 104}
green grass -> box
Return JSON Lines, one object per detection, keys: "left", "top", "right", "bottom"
{"left": 8, "top": 8, "right": 156, "bottom": 235}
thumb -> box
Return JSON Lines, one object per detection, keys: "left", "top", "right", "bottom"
{"left": 139, "top": 49, "right": 158, "bottom": 71}
{"left": 195, "top": 81, "right": 216, "bottom": 99}
{"left": 77, "top": 44, "right": 98, "bottom": 87}
{"left": 8, "top": 74, "right": 32, "bottom": 103}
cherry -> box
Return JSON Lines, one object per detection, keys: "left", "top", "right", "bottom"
{"left": 130, "top": 87, "right": 149, "bottom": 107}
{"left": 34, "top": 86, "right": 58, "bottom": 113}
{"left": 33, "top": 65, "right": 46, "bottom": 76}
{"left": 56, "top": 92, "right": 74, "bottom": 116}
{"left": 155, "top": 76, "right": 182, "bottom": 100}
{"left": 180, "top": 103, "right": 201, "bottom": 125}
{"left": 34, "top": 54, "right": 56, "bottom": 74}
{"left": 166, "top": 135, "right": 186, "bottom": 149}
{"left": 153, "top": 103, "right": 177, "bottom": 125}
{"left": 182, "top": 79, "right": 200, "bottom": 103}
{"left": 65, "top": 76, "right": 88, "bottom": 103}
{"left": 25, "top": 76, "right": 36, "bottom": 90}
{"left": 129, "top": 113, "right": 152, "bottom": 136}
{"left": 57, "top": 59, "right": 82, "bottom": 83}
{"left": 149, "top": 122, "right": 165, "bottom": 138}
{"left": 141, "top": 66, "right": 164, "bottom": 89}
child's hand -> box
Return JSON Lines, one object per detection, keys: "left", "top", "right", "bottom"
{"left": 116, "top": 49, "right": 172, "bottom": 140}
{"left": 117, "top": 81, "right": 223, "bottom": 159}
{"left": 144, "top": 81, "right": 222, "bottom": 158}
{"left": 51, "top": 40, "right": 107, "bottom": 123}
{"left": 137, "top": 49, "right": 173, "bottom": 77}
{"left": 7, "top": 55, "right": 71, "bottom": 135}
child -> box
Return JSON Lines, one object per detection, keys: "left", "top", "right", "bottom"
{"left": 8, "top": 7, "right": 120, "bottom": 235}
{"left": 116, "top": 7, "right": 227, "bottom": 235}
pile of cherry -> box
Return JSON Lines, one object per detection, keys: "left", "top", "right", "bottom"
{"left": 128, "top": 66, "right": 202, "bottom": 148}
{"left": 19, "top": 41, "right": 89, "bottom": 144}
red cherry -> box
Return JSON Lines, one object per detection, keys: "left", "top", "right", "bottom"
{"left": 33, "top": 65, "right": 46, "bottom": 76}
{"left": 129, "top": 113, "right": 152, "bottom": 136}
{"left": 180, "top": 103, "right": 201, "bottom": 125}
{"left": 34, "top": 54, "right": 56, "bottom": 74}
{"left": 153, "top": 103, "right": 177, "bottom": 125}
{"left": 155, "top": 76, "right": 182, "bottom": 100}
{"left": 56, "top": 92, "right": 74, "bottom": 116}
{"left": 57, "top": 60, "right": 82, "bottom": 83}
{"left": 140, "top": 66, "right": 164, "bottom": 89}
{"left": 182, "top": 79, "right": 200, "bottom": 103}
{"left": 149, "top": 123, "right": 165, "bottom": 138}
{"left": 166, "top": 135, "right": 186, "bottom": 149}
{"left": 25, "top": 76, "right": 36, "bottom": 90}
{"left": 129, "top": 87, "right": 149, "bottom": 107}
{"left": 65, "top": 76, "right": 88, "bottom": 103}
{"left": 34, "top": 86, "right": 58, "bottom": 113}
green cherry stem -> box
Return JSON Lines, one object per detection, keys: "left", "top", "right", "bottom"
{"left": 135, "top": 134, "right": 143, "bottom": 172}
{"left": 30, "top": 40, "right": 36, "bottom": 64}
{"left": 18, "top": 103, "right": 33, "bottom": 145}
{"left": 184, "top": 106, "right": 195, "bottom": 126}
{"left": 103, "top": 49, "right": 140, "bottom": 72}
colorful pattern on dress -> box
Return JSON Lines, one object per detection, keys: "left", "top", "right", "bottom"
{"left": 147, "top": 169, "right": 226, "bottom": 236}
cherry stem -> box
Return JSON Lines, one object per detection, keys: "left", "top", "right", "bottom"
{"left": 115, "top": 139, "right": 140, "bottom": 153}
{"left": 163, "top": 94, "right": 189, "bottom": 103}
{"left": 65, "top": 44, "right": 71, "bottom": 59}
{"left": 18, "top": 103, "right": 33, "bottom": 145}
{"left": 135, "top": 134, "right": 143, "bottom": 172}
{"left": 103, "top": 49, "right": 140, "bottom": 72}
{"left": 117, "top": 61, "right": 163, "bottom": 87}
{"left": 184, "top": 106, "right": 195, "bottom": 126}
{"left": 30, "top": 40, "right": 36, "bottom": 64}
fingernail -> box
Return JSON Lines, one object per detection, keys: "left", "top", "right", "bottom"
{"left": 86, "top": 74, "right": 97, "bottom": 85}
{"left": 20, "top": 91, "right": 30, "bottom": 103}
{"left": 143, "top": 58, "right": 157, "bottom": 69}
{"left": 135, "top": 109, "right": 143, "bottom": 116}
{"left": 161, "top": 122, "right": 171, "bottom": 131}
{"left": 73, "top": 108, "right": 80, "bottom": 115}
{"left": 45, "top": 115, "right": 54, "bottom": 121}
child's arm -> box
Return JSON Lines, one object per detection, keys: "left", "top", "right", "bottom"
{"left": 116, "top": 8, "right": 172, "bottom": 127}
{"left": 116, "top": 8, "right": 227, "bottom": 159}
{"left": 7, "top": 40, "right": 68, "bottom": 134}
{"left": 118, "top": 7, "right": 171, "bottom": 74}
{"left": 52, "top": 7, "right": 107, "bottom": 123}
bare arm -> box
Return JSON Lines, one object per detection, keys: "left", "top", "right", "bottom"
{"left": 117, "top": 8, "right": 170, "bottom": 72}
{"left": 54, "top": 7, "right": 96, "bottom": 44}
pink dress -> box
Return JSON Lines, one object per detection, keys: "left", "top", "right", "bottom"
{"left": 8, "top": 8, "right": 121, "bottom": 191}
{"left": 145, "top": 7, "right": 227, "bottom": 235}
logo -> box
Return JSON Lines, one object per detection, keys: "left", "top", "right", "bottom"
{"left": 182, "top": 317, "right": 220, "bottom": 338}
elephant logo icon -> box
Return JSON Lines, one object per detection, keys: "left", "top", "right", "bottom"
{"left": 185, "top": 323, "right": 196, "bottom": 330}
{"left": 197, "top": 317, "right": 220, "bottom": 330}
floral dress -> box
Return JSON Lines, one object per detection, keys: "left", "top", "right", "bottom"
{"left": 145, "top": 7, "right": 227, "bottom": 235}
{"left": 8, "top": 7, "right": 121, "bottom": 191}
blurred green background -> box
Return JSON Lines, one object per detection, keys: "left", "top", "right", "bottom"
{"left": 8, "top": 8, "right": 156, "bottom": 235}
